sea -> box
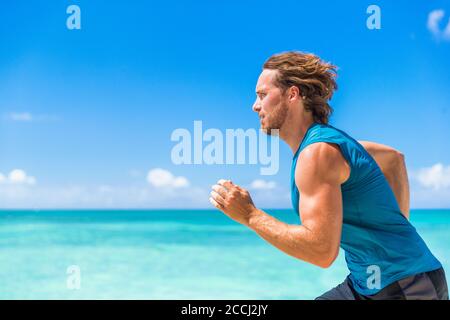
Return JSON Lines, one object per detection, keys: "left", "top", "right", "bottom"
{"left": 0, "top": 209, "right": 448, "bottom": 299}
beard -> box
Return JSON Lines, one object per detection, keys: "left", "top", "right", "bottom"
{"left": 261, "top": 101, "right": 288, "bottom": 136}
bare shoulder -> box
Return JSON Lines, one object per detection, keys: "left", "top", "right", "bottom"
{"left": 295, "top": 142, "right": 350, "bottom": 189}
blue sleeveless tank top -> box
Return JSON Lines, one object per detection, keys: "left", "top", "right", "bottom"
{"left": 290, "top": 122, "right": 442, "bottom": 295}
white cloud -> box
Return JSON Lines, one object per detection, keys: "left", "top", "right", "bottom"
{"left": 414, "top": 163, "right": 450, "bottom": 191}
{"left": 0, "top": 173, "right": 293, "bottom": 209}
{"left": 408, "top": 163, "right": 450, "bottom": 208}
{"left": 427, "top": 9, "right": 450, "bottom": 41}
{"left": 9, "top": 169, "right": 27, "bottom": 183}
{"left": 0, "top": 183, "right": 209, "bottom": 209}
{"left": 172, "top": 176, "right": 189, "bottom": 188}
{"left": 0, "top": 171, "right": 288, "bottom": 209}
{"left": 249, "top": 179, "right": 277, "bottom": 190}
{"left": 0, "top": 169, "right": 36, "bottom": 186}
{"left": 241, "top": 179, "right": 291, "bottom": 209}
{"left": 0, "top": 168, "right": 292, "bottom": 209}
{"left": 146, "top": 168, "right": 189, "bottom": 188}
{"left": 427, "top": 10, "right": 445, "bottom": 35}
{"left": 4, "top": 112, "right": 60, "bottom": 123}
{"left": 9, "top": 112, "right": 33, "bottom": 122}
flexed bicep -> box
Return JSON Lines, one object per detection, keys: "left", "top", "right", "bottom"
{"left": 295, "top": 143, "right": 348, "bottom": 267}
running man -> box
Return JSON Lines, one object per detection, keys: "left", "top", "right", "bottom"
{"left": 209, "top": 51, "right": 448, "bottom": 300}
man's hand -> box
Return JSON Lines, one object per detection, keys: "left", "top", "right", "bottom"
{"left": 209, "top": 179, "right": 257, "bottom": 227}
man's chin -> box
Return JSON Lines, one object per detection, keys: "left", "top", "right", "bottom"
{"left": 261, "top": 127, "right": 280, "bottom": 136}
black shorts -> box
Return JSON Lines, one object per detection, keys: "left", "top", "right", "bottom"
{"left": 315, "top": 267, "right": 449, "bottom": 300}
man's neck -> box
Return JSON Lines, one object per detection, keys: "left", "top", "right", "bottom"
{"left": 280, "top": 107, "right": 315, "bottom": 155}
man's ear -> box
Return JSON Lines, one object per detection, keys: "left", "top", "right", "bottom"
{"left": 288, "top": 86, "right": 301, "bottom": 101}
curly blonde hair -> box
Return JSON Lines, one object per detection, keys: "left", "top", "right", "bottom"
{"left": 263, "top": 51, "right": 338, "bottom": 124}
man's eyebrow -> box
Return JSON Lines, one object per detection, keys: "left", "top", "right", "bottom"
{"left": 256, "top": 90, "right": 266, "bottom": 94}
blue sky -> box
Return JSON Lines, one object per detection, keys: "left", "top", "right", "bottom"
{"left": 0, "top": 0, "right": 449, "bottom": 209}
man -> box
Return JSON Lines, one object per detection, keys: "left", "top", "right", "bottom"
{"left": 209, "top": 51, "right": 448, "bottom": 300}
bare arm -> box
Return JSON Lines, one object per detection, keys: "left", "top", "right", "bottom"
{"left": 246, "top": 143, "right": 346, "bottom": 268}
{"left": 209, "top": 143, "right": 347, "bottom": 268}
{"left": 358, "top": 141, "right": 410, "bottom": 219}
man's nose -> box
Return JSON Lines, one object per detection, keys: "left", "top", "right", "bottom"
{"left": 253, "top": 101, "right": 261, "bottom": 113}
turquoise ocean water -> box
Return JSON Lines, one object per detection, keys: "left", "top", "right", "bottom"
{"left": 0, "top": 209, "right": 448, "bottom": 299}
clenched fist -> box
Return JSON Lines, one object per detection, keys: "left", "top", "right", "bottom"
{"left": 209, "top": 179, "right": 259, "bottom": 227}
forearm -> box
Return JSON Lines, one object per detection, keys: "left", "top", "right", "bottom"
{"left": 248, "top": 209, "right": 335, "bottom": 268}
{"left": 359, "top": 141, "right": 410, "bottom": 219}
{"left": 384, "top": 155, "right": 410, "bottom": 219}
